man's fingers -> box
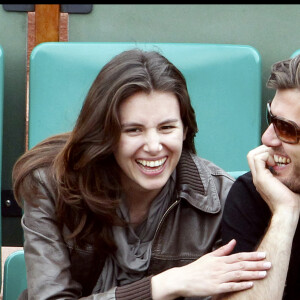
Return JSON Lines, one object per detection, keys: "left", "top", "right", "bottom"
{"left": 247, "top": 145, "right": 275, "bottom": 183}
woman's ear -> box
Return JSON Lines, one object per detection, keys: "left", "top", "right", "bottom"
{"left": 183, "top": 127, "right": 188, "bottom": 141}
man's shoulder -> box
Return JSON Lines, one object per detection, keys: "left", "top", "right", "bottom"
{"left": 227, "top": 171, "right": 268, "bottom": 210}
{"left": 233, "top": 171, "right": 255, "bottom": 191}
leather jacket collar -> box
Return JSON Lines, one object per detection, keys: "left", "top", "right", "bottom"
{"left": 176, "top": 150, "right": 222, "bottom": 214}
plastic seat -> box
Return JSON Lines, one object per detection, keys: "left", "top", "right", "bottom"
{"left": 3, "top": 250, "right": 27, "bottom": 300}
{"left": 29, "top": 42, "right": 261, "bottom": 177}
{"left": 291, "top": 49, "right": 300, "bottom": 57}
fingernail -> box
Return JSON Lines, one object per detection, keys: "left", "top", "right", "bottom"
{"left": 259, "top": 271, "right": 267, "bottom": 277}
{"left": 264, "top": 262, "right": 272, "bottom": 268}
{"left": 247, "top": 282, "right": 253, "bottom": 287}
{"left": 257, "top": 252, "right": 266, "bottom": 258}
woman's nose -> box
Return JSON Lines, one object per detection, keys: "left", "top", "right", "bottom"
{"left": 143, "top": 131, "right": 162, "bottom": 154}
{"left": 261, "top": 124, "right": 282, "bottom": 147}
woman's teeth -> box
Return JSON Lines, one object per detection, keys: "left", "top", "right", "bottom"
{"left": 137, "top": 157, "right": 167, "bottom": 168}
{"left": 274, "top": 154, "right": 291, "bottom": 166}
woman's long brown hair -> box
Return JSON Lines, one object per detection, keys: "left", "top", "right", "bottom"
{"left": 12, "top": 49, "right": 198, "bottom": 253}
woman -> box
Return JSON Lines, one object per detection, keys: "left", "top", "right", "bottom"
{"left": 13, "top": 49, "right": 270, "bottom": 300}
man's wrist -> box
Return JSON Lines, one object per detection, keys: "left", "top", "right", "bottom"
{"left": 271, "top": 210, "right": 299, "bottom": 235}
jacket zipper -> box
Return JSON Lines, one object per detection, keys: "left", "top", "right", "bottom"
{"left": 152, "top": 196, "right": 181, "bottom": 248}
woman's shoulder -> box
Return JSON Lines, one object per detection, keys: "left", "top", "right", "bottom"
{"left": 13, "top": 133, "right": 69, "bottom": 205}
{"left": 15, "top": 133, "right": 69, "bottom": 176}
{"left": 188, "top": 152, "right": 234, "bottom": 182}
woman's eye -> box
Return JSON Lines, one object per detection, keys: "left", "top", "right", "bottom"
{"left": 125, "top": 128, "right": 141, "bottom": 133}
{"left": 161, "top": 125, "right": 175, "bottom": 131}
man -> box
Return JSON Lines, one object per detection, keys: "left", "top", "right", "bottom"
{"left": 221, "top": 54, "right": 300, "bottom": 300}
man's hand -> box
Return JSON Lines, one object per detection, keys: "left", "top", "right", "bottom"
{"left": 247, "top": 145, "right": 300, "bottom": 216}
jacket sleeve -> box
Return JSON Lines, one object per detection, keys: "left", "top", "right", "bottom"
{"left": 21, "top": 169, "right": 152, "bottom": 300}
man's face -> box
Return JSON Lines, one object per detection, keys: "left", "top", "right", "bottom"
{"left": 262, "top": 88, "right": 300, "bottom": 193}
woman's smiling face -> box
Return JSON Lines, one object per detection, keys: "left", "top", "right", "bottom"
{"left": 114, "top": 91, "right": 186, "bottom": 197}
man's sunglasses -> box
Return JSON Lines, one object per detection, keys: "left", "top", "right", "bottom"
{"left": 266, "top": 101, "right": 300, "bottom": 144}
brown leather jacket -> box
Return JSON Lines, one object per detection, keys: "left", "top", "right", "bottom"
{"left": 21, "top": 150, "right": 234, "bottom": 300}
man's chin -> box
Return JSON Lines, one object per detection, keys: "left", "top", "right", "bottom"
{"left": 269, "top": 166, "right": 300, "bottom": 193}
{"left": 279, "top": 176, "right": 300, "bottom": 194}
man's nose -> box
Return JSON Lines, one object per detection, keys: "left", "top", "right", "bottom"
{"left": 261, "top": 123, "right": 282, "bottom": 147}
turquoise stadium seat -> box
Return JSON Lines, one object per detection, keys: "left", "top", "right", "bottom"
{"left": 291, "top": 49, "right": 300, "bottom": 57}
{"left": 3, "top": 250, "right": 27, "bottom": 300}
{"left": 0, "top": 45, "right": 4, "bottom": 289}
{"left": 29, "top": 42, "right": 261, "bottom": 176}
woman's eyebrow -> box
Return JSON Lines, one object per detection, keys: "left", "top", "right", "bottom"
{"left": 158, "top": 118, "right": 179, "bottom": 125}
{"left": 121, "top": 122, "right": 143, "bottom": 128}
{"left": 121, "top": 118, "right": 179, "bottom": 127}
